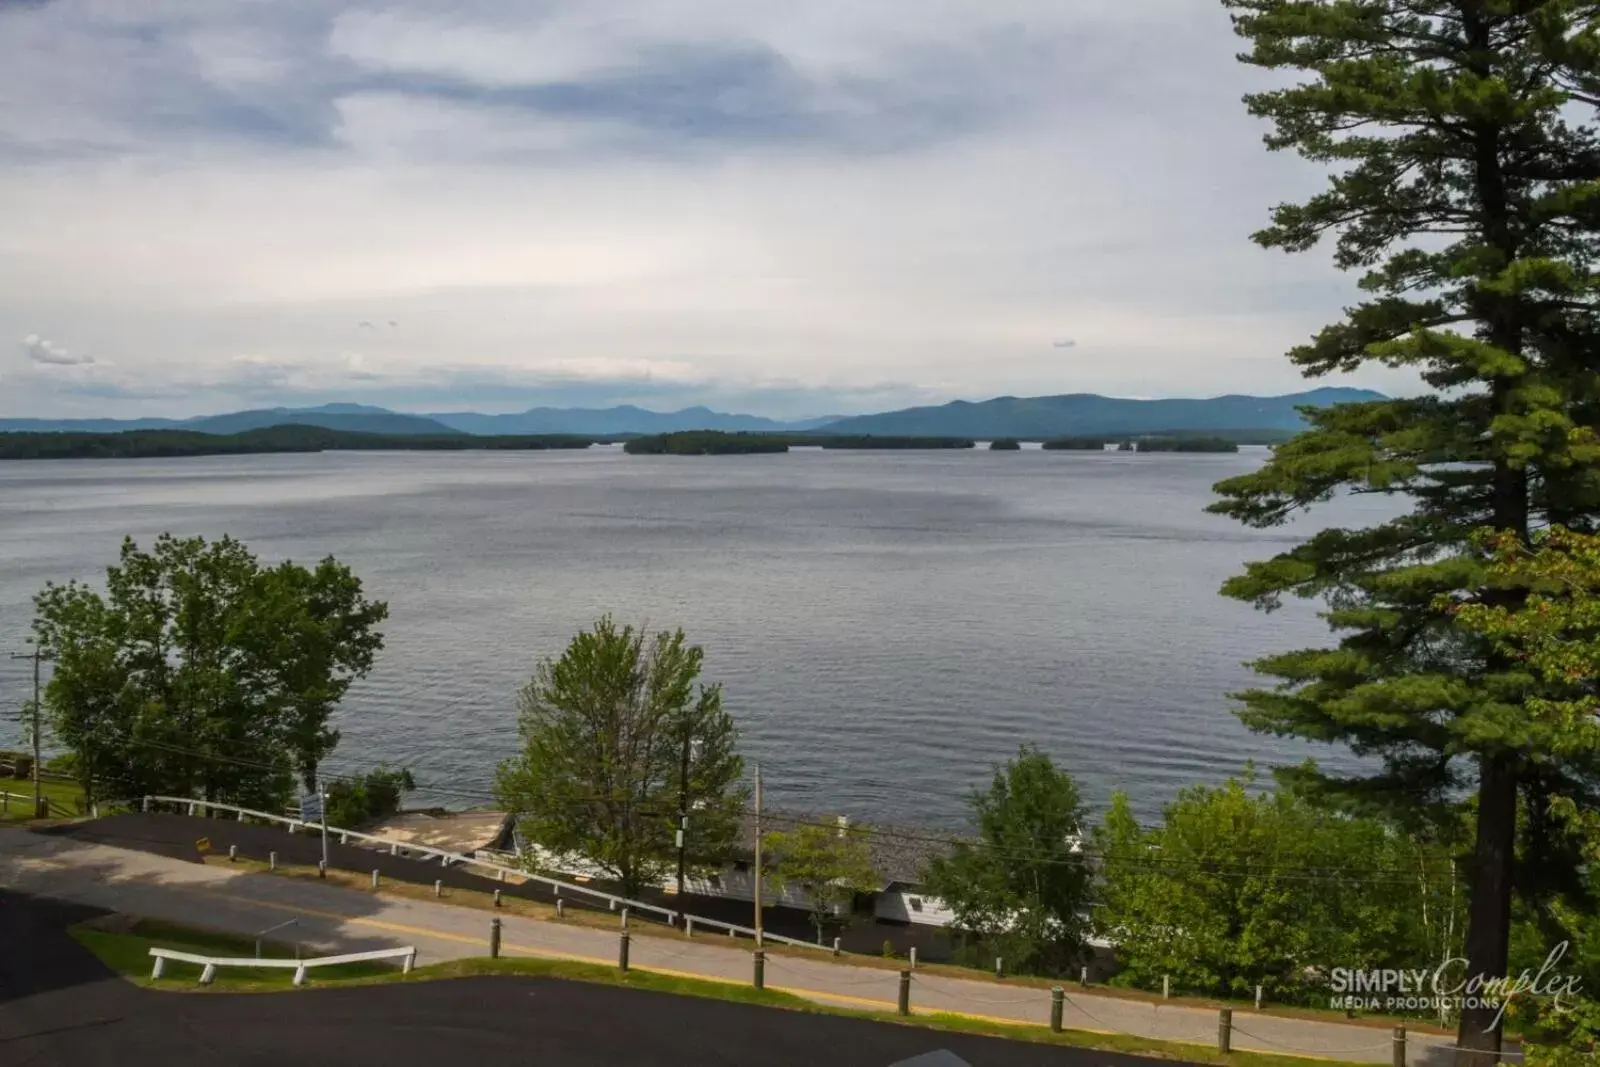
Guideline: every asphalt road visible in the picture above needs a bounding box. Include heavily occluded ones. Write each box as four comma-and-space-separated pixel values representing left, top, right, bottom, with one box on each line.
0, 888, 1170, 1067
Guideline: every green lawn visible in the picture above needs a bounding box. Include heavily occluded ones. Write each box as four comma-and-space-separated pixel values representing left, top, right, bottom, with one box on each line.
0, 775, 86, 820
70, 919, 402, 989
72, 920, 1373, 1066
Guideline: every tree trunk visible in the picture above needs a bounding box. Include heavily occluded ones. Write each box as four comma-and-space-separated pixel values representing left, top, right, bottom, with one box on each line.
1454, 756, 1518, 1066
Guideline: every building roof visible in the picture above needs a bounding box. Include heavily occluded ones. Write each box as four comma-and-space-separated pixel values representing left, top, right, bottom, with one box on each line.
740, 810, 969, 888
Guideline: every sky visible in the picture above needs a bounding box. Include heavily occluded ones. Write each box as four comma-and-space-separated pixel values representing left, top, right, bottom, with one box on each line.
0, 0, 1421, 419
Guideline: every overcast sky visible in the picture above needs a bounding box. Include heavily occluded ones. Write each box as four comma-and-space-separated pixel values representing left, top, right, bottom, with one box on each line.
0, 0, 1420, 418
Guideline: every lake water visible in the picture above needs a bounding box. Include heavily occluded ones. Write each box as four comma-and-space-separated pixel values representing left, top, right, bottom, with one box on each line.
0, 447, 1391, 827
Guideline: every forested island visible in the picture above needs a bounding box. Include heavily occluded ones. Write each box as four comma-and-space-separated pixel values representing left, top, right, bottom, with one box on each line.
0, 425, 602, 460
623, 431, 788, 455
1041, 437, 1108, 450
988, 438, 1021, 450
1133, 437, 1239, 453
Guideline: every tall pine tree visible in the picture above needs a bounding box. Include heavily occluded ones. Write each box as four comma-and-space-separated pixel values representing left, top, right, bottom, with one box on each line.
1213, 3, 1600, 1062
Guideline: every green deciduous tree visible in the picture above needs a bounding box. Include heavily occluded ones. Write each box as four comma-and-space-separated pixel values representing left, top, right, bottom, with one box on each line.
1214, 3, 1600, 1060
1095, 770, 1466, 1006
495, 617, 746, 897
763, 822, 879, 944
32, 534, 387, 810
325, 765, 417, 828
919, 746, 1094, 976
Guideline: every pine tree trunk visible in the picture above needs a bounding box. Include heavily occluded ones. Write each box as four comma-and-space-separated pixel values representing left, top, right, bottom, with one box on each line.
1454, 756, 1517, 1066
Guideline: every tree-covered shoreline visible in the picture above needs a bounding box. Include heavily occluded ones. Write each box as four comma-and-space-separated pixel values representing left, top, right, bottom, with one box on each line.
0, 425, 604, 460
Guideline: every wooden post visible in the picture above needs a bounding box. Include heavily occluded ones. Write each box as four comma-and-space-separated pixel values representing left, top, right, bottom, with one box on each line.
228, 844, 237, 862
753, 950, 765, 990
1051, 987, 1064, 1032
556, 898, 565, 919
832, 937, 841, 957
1392, 1025, 1406, 1067
909, 946, 917, 968
489, 918, 502, 959
269, 851, 277, 871
493, 889, 502, 908
151, 955, 166, 980
685, 916, 694, 938
1218, 1009, 1232, 1054
898, 970, 911, 1016
621, 907, 629, 930
433, 879, 442, 898
1080, 965, 1089, 987
1255, 984, 1263, 1010
1163, 975, 1171, 999
618, 932, 631, 973
317, 860, 326, 879
371, 869, 379, 889
995, 957, 1004, 978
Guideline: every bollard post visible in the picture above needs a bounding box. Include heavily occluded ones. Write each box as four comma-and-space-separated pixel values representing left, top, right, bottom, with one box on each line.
269, 851, 277, 871
318, 859, 326, 879
1080, 965, 1089, 987
1051, 987, 1064, 1032
1163, 975, 1171, 999
490, 917, 502, 959
493, 889, 502, 908
909, 946, 917, 969
1255, 984, 1263, 1010
685, 916, 694, 938
898, 970, 911, 1016
371, 869, 380, 889
1392, 1025, 1406, 1067
995, 957, 1004, 978
618, 931, 631, 973
434, 879, 442, 898
753, 950, 765, 990
229, 844, 238, 862
1218, 1008, 1232, 1054
556, 898, 565, 919
832, 937, 841, 957
621, 907, 629, 930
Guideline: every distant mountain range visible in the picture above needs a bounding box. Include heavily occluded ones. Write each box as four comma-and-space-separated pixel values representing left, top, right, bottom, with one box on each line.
815, 387, 1385, 438
0, 388, 1386, 439
425, 405, 840, 435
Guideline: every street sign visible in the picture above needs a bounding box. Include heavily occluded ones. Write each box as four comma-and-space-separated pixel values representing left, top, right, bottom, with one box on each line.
299, 793, 323, 823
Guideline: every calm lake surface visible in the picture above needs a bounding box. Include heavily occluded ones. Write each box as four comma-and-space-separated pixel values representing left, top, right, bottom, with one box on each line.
0, 447, 1390, 826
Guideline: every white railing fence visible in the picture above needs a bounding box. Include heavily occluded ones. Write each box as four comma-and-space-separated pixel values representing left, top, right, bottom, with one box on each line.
148, 945, 416, 986
140, 795, 825, 952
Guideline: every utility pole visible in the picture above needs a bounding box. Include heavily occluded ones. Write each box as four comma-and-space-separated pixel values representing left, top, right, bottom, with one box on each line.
10, 644, 42, 818
676, 724, 691, 898
753, 761, 763, 948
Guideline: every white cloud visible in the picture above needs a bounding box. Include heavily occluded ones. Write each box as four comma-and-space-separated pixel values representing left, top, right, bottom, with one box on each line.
0, 0, 1416, 418
21, 333, 93, 366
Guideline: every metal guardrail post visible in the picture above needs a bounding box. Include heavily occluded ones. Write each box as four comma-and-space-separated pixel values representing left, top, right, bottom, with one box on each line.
269, 851, 277, 871
371, 869, 379, 889
1217, 1008, 1232, 1054
898, 970, 910, 1016
1051, 987, 1064, 1032
753, 950, 764, 990
556, 899, 565, 919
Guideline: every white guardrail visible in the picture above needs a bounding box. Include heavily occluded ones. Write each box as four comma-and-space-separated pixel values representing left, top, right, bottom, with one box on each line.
149, 945, 416, 986
140, 795, 820, 951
